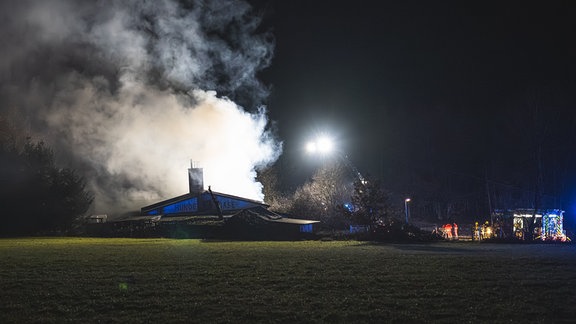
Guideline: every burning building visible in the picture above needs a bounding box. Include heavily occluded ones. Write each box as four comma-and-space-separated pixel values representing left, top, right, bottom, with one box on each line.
141, 162, 268, 218
95, 162, 319, 239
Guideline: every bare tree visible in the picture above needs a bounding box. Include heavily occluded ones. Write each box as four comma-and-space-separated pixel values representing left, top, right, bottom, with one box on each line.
289, 160, 353, 229
256, 165, 291, 213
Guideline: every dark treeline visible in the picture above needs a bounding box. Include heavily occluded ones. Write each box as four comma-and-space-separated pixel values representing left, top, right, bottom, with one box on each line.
0, 119, 93, 236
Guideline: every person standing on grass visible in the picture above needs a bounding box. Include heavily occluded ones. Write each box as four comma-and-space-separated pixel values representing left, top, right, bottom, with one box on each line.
444, 223, 453, 240
475, 222, 482, 240
453, 223, 459, 240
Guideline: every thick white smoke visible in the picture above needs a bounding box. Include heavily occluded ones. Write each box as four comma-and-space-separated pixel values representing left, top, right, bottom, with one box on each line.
0, 0, 281, 213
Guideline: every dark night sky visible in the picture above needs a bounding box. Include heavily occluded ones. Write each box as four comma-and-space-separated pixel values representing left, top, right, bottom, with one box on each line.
249, 1, 576, 201
1, 0, 574, 222
2, 0, 573, 217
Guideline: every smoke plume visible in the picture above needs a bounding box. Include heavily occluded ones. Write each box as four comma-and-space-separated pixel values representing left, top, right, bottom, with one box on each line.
0, 0, 281, 213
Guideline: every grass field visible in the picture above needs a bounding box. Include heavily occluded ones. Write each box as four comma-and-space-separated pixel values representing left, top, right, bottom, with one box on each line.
1, 238, 575, 323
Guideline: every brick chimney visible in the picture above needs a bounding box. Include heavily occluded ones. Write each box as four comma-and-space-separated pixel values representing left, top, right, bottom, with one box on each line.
188, 161, 204, 194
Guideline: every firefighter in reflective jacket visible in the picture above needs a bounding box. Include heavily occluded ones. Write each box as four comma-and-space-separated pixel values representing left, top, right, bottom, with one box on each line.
453, 223, 459, 240
444, 223, 453, 239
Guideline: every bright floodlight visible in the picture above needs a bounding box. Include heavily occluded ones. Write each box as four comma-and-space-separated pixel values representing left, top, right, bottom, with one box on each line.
306, 136, 334, 154
316, 137, 333, 153
306, 141, 317, 153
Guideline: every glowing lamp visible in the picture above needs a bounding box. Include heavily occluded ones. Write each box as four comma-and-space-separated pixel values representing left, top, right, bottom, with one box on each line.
316, 137, 333, 153
306, 136, 334, 154
404, 198, 411, 223
306, 141, 317, 153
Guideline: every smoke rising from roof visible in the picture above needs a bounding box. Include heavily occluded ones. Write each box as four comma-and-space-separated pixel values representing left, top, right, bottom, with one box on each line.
0, 0, 281, 212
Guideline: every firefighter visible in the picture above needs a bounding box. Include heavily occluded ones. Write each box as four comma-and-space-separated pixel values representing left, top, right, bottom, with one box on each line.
474, 221, 481, 240
453, 222, 459, 240
483, 221, 491, 239
444, 223, 453, 240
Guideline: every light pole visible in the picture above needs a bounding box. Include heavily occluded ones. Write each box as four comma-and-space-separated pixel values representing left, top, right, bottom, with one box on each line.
404, 198, 411, 224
